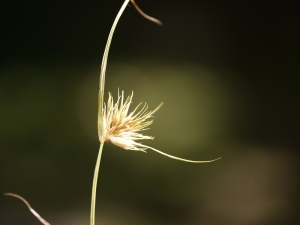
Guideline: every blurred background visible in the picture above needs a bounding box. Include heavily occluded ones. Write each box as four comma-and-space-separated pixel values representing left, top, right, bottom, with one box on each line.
0, 0, 299, 224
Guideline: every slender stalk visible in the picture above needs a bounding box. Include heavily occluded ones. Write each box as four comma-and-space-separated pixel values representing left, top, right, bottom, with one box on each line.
92, 1, 162, 225
98, 0, 131, 143
90, 143, 104, 225
93, 1, 130, 225
4, 193, 50, 225
130, 0, 162, 25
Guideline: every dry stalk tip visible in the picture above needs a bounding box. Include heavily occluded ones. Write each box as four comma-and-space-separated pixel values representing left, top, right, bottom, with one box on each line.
130, 0, 162, 25
4, 193, 51, 225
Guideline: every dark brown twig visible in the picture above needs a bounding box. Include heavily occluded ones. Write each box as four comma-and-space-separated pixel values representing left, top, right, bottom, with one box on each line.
130, 0, 162, 25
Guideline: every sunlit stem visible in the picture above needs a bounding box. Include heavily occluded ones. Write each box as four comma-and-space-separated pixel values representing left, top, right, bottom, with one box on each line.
95, 1, 131, 224
135, 143, 221, 163
90, 143, 104, 225
98, 0, 131, 143
94, 1, 162, 224
148, 146, 221, 163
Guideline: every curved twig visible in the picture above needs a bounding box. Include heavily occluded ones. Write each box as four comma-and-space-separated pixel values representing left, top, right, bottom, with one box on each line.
4, 193, 51, 225
130, 0, 162, 25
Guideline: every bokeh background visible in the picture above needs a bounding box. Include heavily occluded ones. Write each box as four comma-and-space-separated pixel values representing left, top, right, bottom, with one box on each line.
1, 0, 299, 224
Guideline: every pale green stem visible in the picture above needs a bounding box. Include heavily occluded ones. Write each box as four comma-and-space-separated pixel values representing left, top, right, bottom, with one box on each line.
98, 0, 130, 142
93, 1, 130, 224
90, 143, 104, 225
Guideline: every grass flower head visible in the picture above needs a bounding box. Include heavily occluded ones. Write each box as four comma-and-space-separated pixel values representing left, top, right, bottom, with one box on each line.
100, 91, 163, 152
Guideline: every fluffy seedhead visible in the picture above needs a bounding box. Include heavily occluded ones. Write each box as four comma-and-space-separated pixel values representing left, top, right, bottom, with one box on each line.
99, 91, 163, 151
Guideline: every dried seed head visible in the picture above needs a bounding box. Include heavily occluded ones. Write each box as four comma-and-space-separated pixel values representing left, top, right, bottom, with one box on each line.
98, 91, 220, 163
99, 91, 163, 152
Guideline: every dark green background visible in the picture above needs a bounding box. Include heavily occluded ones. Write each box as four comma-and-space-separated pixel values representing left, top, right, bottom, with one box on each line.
1, 1, 299, 224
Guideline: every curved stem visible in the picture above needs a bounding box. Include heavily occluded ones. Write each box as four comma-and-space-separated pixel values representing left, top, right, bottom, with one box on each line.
98, 0, 131, 142
135, 142, 220, 163
4, 193, 50, 225
148, 146, 221, 163
95, 1, 131, 224
130, 0, 162, 25
90, 143, 104, 225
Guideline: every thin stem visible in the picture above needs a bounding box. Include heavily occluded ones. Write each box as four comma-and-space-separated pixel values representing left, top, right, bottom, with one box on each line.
130, 0, 162, 26
148, 146, 221, 163
135, 143, 221, 163
98, 0, 131, 143
94, 1, 130, 224
4, 193, 51, 225
90, 143, 104, 225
